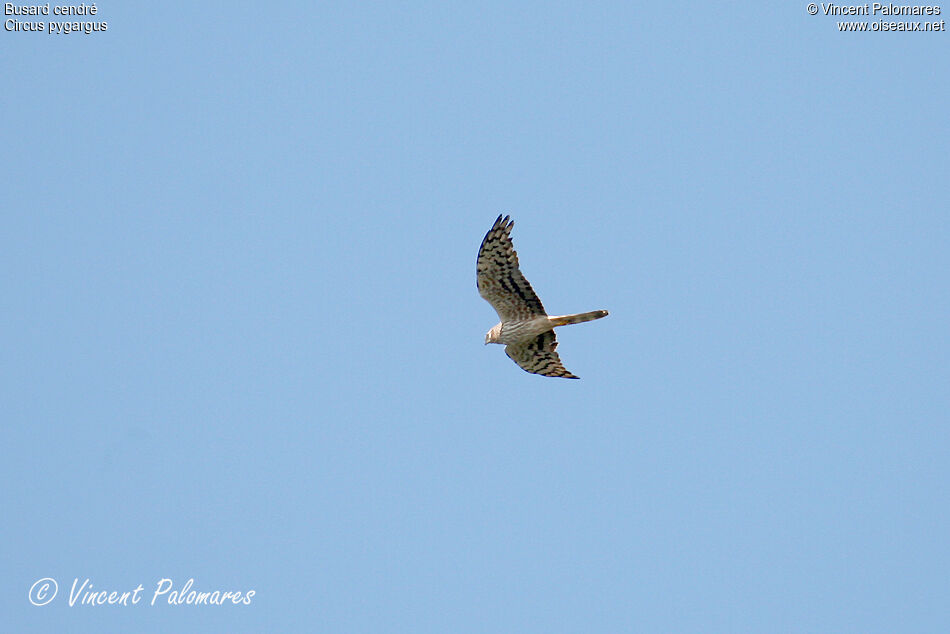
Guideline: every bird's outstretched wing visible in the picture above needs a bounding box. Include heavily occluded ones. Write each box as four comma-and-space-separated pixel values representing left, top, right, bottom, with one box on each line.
476, 215, 547, 321
505, 331, 579, 379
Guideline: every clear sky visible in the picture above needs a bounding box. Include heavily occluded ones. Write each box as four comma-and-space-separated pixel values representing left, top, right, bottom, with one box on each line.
3, 3, 948, 632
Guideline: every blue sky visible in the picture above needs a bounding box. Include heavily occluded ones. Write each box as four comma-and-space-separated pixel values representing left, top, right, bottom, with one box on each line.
3, 3, 948, 632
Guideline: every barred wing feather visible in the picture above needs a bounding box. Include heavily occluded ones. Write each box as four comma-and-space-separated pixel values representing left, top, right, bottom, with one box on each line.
476, 215, 547, 321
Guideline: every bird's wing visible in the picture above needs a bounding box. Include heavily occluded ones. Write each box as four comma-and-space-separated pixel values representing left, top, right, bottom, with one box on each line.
505, 331, 579, 379
476, 215, 547, 322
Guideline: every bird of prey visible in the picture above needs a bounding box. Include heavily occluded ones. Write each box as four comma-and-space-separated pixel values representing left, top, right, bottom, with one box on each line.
476, 215, 608, 379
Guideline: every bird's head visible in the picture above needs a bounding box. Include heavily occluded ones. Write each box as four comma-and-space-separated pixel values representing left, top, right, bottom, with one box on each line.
485, 324, 501, 345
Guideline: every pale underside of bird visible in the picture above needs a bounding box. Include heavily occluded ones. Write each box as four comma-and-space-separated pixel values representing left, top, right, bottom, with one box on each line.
476, 215, 608, 379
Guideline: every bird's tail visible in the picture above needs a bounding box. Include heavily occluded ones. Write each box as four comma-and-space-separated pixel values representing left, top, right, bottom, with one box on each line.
548, 310, 608, 327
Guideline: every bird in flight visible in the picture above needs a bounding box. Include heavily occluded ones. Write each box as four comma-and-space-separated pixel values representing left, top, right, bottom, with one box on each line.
476, 215, 608, 379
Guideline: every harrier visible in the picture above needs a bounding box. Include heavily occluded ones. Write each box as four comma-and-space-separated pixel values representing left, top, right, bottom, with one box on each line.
477, 215, 608, 379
